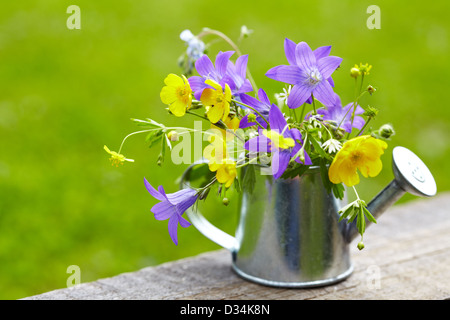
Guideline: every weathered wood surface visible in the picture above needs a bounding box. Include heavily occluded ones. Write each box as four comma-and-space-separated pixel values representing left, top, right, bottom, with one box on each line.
25, 192, 450, 300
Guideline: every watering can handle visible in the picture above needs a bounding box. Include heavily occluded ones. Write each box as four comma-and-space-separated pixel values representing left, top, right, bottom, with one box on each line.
180, 160, 239, 253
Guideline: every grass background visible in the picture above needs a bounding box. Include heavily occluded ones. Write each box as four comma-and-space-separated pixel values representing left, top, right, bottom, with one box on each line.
0, 0, 449, 299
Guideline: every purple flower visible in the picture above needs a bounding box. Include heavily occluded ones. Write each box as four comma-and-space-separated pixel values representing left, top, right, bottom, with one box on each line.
244, 104, 312, 179
266, 40, 342, 109
316, 93, 365, 133
188, 51, 253, 100
226, 55, 254, 100
238, 88, 272, 129
144, 178, 198, 245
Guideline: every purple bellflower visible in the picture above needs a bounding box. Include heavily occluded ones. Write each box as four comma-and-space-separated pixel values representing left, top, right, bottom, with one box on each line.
144, 178, 198, 245
244, 104, 312, 179
266, 40, 342, 109
238, 88, 273, 129
226, 55, 253, 100
316, 93, 365, 133
188, 51, 253, 100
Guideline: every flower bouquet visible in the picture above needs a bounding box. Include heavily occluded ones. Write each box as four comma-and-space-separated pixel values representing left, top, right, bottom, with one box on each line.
105, 27, 395, 251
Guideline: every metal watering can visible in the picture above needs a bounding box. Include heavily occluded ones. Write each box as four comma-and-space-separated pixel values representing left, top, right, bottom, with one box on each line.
181, 146, 436, 288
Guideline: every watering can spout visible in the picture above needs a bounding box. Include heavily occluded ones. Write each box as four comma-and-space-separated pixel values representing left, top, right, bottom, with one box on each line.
344, 146, 437, 243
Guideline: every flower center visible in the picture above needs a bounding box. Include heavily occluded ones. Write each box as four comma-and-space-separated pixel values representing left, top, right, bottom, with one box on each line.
350, 151, 363, 165
307, 68, 322, 85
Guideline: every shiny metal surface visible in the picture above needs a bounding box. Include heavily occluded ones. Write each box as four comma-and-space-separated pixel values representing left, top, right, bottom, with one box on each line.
232, 166, 353, 287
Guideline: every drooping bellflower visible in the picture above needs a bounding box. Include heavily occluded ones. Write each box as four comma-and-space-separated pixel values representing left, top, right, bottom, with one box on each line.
144, 178, 198, 245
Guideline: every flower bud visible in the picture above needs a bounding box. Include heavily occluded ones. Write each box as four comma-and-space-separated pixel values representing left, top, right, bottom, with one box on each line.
350, 66, 361, 78
357, 241, 365, 250
379, 124, 395, 139
367, 85, 376, 95
167, 130, 179, 141
222, 197, 230, 206
248, 113, 257, 123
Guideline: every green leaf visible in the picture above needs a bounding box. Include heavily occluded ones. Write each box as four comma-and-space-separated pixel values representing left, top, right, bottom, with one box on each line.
319, 158, 332, 193
308, 135, 330, 160
146, 130, 164, 148
363, 205, 377, 224
332, 183, 345, 200
357, 205, 366, 235
131, 118, 165, 128
338, 203, 355, 222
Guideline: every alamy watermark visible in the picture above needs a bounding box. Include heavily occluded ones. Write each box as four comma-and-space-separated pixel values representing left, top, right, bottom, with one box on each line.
67, 5, 81, 30
66, 265, 81, 287
367, 5, 381, 29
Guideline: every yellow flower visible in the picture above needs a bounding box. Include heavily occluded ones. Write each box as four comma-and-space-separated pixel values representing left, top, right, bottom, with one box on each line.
328, 135, 387, 187
104, 145, 134, 167
262, 129, 295, 150
209, 158, 237, 188
160, 74, 192, 117
203, 133, 228, 165
200, 79, 231, 123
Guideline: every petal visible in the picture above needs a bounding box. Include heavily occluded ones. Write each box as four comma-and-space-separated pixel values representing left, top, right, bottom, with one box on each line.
168, 215, 179, 245
195, 55, 215, 78
160, 86, 177, 104
151, 201, 175, 220
265, 65, 304, 84
215, 51, 234, 78
287, 84, 312, 109
272, 150, 290, 179
284, 38, 297, 65
269, 104, 288, 132
257, 88, 271, 106
295, 42, 317, 70
240, 94, 268, 112
164, 73, 184, 87
314, 45, 332, 60
200, 88, 217, 106
169, 99, 187, 117
206, 105, 223, 124
178, 214, 191, 228
234, 54, 248, 79
144, 178, 165, 201
312, 80, 336, 106
318, 56, 343, 79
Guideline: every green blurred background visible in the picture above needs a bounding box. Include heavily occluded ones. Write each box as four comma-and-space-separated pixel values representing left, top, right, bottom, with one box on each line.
0, 0, 449, 299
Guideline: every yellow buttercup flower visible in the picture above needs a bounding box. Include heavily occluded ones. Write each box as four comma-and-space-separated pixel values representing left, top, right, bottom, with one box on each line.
200, 79, 231, 123
104, 145, 134, 167
160, 74, 192, 117
328, 135, 387, 187
262, 129, 295, 150
208, 158, 237, 188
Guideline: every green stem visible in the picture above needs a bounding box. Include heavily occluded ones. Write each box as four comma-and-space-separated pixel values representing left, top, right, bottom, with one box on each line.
311, 94, 317, 114
299, 103, 306, 123
197, 28, 258, 91
356, 116, 372, 136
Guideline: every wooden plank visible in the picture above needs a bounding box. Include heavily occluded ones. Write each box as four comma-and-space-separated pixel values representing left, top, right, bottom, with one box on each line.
24, 192, 450, 300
